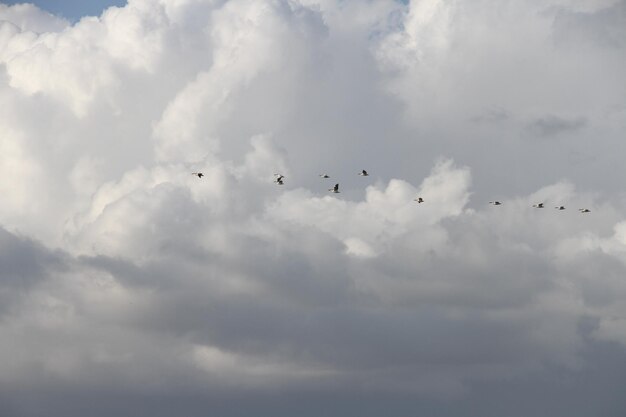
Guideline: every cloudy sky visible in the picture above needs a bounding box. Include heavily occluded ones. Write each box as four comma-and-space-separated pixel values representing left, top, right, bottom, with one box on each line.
1, 0, 626, 415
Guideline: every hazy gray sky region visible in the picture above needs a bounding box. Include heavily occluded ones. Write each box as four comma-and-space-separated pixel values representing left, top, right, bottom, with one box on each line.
1, 0, 626, 416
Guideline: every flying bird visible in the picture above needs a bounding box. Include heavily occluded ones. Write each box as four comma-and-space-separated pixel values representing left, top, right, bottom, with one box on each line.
274, 174, 284, 185
579, 208, 591, 213
414, 197, 424, 203
329, 183, 340, 193
555, 206, 566, 210
358, 170, 369, 176
319, 174, 330, 178
533, 203, 545, 208
489, 201, 502, 206
192, 172, 204, 178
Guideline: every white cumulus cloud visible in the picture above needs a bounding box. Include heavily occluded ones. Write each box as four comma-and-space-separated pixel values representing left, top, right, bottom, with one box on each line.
0, 0, 625, 416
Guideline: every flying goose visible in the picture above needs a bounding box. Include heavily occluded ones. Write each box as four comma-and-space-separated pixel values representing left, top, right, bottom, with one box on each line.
579, 208, 591, 213
489, 201, 502, 205
358, 170, 369, 176
533, 203, 545, 208
414, 197, 424, 203
328, 183, 340, 193
274, 174, 285, 185
192, 172, 204, 178
555, 206, 566, 210
319, 174, 330, 178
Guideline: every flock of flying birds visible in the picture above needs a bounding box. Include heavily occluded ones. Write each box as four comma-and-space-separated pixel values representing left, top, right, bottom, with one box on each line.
489, 200, 591, 213
191, 170, 591, 213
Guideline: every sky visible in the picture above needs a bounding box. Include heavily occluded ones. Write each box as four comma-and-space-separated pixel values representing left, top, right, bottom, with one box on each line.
1, 0, 127, 21
1, 0, 626, 416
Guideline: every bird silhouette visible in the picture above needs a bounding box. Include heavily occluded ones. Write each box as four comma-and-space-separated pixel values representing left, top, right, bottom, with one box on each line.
274, 174, 285, 185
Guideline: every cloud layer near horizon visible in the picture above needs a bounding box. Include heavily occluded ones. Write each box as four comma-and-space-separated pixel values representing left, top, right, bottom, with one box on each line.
1, 1, 626, 415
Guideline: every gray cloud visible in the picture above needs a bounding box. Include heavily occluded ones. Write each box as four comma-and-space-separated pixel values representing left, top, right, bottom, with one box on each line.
527, 115, 587, 137
470, 108, 511, 124
552, 0, 626, 48
0, 226, 67, 316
